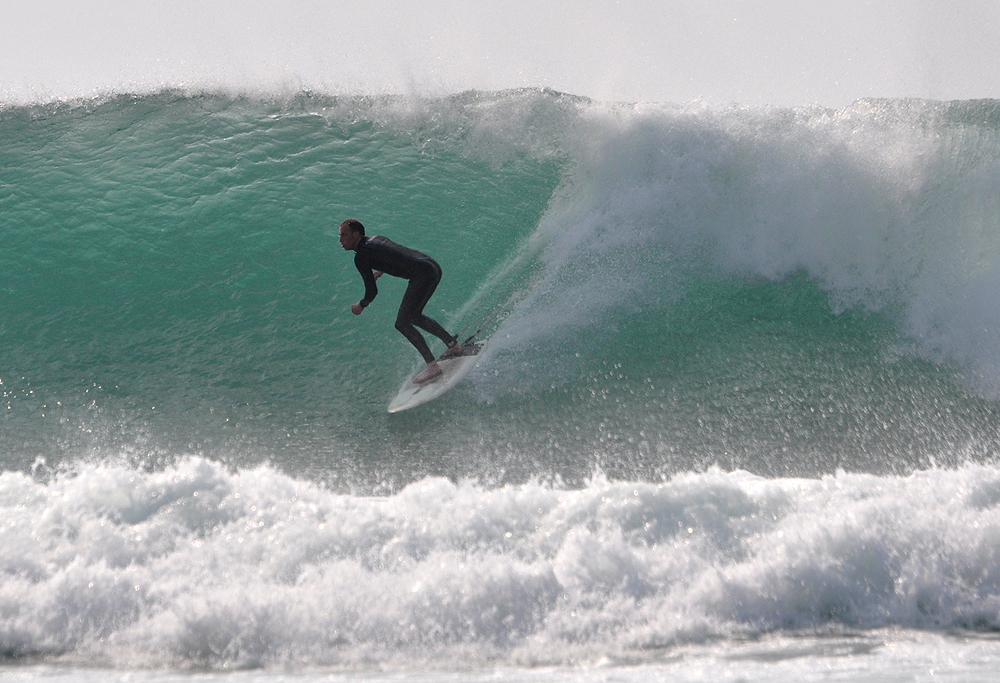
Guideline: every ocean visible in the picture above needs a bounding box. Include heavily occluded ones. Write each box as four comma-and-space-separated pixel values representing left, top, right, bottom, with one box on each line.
3, 89, 1000, 681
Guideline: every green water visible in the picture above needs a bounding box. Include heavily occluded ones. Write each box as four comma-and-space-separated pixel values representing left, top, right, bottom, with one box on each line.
3, 91, 1000, 489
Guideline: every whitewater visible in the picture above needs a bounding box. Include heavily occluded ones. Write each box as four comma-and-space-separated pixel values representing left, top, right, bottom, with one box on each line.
3, 90, 1000, 681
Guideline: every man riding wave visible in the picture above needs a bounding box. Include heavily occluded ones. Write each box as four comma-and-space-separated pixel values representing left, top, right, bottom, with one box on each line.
339, 218, 464, 384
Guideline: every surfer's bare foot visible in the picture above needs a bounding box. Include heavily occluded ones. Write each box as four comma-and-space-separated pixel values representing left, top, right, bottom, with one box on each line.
439, 343, 465, 360
413, 362, 443, 384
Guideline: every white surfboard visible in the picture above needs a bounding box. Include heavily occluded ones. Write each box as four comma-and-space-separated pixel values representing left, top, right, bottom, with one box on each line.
387, 342, 487, 413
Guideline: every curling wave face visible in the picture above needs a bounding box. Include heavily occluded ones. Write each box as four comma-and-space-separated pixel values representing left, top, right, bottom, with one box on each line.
3, 91, 1000, 483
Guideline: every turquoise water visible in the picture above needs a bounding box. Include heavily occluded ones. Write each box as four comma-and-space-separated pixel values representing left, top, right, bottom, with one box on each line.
2, 91, 566, 483
3, 91, 1000, 673
5, 92, 1000, 485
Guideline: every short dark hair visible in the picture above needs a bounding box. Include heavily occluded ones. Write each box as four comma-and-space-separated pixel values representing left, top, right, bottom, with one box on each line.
340, 218, 365, 237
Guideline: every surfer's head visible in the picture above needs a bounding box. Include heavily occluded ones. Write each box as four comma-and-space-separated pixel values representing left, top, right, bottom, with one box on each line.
339, 219, 365, 250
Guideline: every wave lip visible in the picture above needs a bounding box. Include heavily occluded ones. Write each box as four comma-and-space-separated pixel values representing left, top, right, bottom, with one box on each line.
2, 458, 1000, 668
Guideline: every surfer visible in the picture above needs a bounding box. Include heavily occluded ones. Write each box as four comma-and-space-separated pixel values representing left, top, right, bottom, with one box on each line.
339, 218, 464, 383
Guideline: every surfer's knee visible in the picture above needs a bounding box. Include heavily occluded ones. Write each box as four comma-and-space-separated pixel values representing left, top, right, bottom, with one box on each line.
394, 316, 413, 334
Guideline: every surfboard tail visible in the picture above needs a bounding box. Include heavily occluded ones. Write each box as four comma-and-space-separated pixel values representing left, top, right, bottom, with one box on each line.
389, 340, 489, 413
439, 342, 483, 360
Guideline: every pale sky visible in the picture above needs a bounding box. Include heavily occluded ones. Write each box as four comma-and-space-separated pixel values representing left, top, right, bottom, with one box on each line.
3, 0, 1000, 106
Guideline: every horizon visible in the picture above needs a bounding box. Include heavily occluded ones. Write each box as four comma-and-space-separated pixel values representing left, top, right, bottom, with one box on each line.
3, 0, 1000, 107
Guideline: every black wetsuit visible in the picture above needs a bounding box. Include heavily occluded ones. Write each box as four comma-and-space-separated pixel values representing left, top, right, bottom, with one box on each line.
354, 235, 456, 363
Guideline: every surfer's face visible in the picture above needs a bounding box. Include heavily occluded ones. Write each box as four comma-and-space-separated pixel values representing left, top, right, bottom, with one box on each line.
339, 225, 362, 250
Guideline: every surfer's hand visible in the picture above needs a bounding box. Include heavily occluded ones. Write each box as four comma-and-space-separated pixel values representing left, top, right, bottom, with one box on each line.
351, 303, 364, 315
373, 270, 383, 280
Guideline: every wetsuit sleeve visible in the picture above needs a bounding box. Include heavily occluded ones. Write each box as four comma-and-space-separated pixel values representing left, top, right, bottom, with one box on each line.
355, 253, 378, 307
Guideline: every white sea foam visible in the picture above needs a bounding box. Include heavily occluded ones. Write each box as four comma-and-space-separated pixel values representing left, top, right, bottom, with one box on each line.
491, 98, 1000, 395
3, 456, 1000, 669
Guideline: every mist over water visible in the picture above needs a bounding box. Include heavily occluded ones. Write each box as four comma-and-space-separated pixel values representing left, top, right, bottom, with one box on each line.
5, 1, 1000, 107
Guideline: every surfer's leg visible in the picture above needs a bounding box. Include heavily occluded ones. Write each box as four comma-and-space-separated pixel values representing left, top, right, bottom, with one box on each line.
395, 315, 436, 364
413, 313, 456, 347
408, 260, 460, 348
396, 275, 439, 364
397, 279, 446, 383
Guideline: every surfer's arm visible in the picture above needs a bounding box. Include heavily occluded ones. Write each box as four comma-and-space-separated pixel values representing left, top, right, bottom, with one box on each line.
354, 254, 380, 310
352, 271, 384, 315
